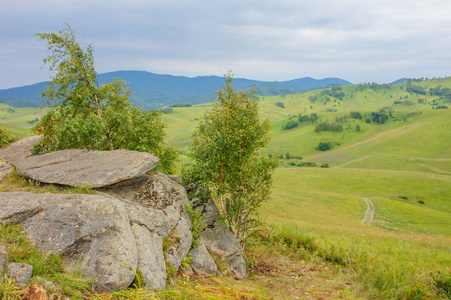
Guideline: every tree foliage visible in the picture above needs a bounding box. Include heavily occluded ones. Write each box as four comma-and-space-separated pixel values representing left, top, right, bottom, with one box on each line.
349, 111, 362, 119
275, 101, 285, 108
184, 73, 278, 248
0, 128, 17, 148
34, 25, 177, 173
298, 113, 317, 122
371, 111, 388, 124
406, 85, 426, 95
315, 121, 343, 132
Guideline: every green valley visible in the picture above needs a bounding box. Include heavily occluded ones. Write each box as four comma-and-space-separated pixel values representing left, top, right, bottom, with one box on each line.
159, 77, 451, 298
1, 77, 450, 299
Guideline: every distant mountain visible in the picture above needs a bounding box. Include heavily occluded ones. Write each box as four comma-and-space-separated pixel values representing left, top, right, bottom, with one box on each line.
0, 71, 352, 109
391, 78, 409, 84
0, 82, 49, 108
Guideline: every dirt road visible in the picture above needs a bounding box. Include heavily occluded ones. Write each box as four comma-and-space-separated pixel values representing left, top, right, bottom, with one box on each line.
362, 197, 375, 224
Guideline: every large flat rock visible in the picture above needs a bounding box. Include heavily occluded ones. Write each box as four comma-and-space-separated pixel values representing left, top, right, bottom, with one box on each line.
11, 149, 159, 188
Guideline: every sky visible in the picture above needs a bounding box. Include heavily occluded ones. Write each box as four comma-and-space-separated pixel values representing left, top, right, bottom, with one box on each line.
1, 0, 451, 89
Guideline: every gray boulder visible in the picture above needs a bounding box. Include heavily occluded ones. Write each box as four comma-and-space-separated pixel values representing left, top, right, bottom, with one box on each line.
0, 192, 137, 292
186, 184, 247, 278
12, 149, 159, 188
189, 244, 218, 275
199, 226, 247, 279
6, 262, 33, 286
131, 224, 166, 290
0, 135, 41, 163
102, 173, 193, 272
165, 215, 193, 271
0, 245, 7, 278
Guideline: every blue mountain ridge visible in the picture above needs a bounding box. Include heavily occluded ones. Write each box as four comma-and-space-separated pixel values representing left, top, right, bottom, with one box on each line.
0, 70, 353, 109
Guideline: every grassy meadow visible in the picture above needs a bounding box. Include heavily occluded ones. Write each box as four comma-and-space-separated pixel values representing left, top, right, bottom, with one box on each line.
0, 103, 48, 138
263, 168, 450, 297
168, 78, 451, 298
1, 78, 450, 299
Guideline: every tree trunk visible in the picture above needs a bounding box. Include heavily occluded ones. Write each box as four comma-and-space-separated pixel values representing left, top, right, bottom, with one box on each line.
92, 94, 114, 150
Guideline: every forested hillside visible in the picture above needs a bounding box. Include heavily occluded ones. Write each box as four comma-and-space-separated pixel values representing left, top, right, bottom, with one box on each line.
0, 71, 351, 109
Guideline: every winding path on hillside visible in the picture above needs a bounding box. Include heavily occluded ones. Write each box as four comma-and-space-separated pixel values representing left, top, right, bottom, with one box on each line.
312, 122, 421, 161
362, 197, 375, 224
335, 154, 451, 175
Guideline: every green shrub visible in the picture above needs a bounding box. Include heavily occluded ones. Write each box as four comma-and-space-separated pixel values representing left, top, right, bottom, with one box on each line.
349, 111, 363, 119
0, 128, 17, 148
165, 261, 176, 283
185, 204, 206, 249
282, 120, 298, 130
275, 101, 285, 108
161, 106, 173, 114
315, 142, 332, 151
371, 111, 388, 124
315, 121, 343, 132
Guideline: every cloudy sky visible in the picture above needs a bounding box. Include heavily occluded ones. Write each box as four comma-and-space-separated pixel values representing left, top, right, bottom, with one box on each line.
1, 0, 451, 89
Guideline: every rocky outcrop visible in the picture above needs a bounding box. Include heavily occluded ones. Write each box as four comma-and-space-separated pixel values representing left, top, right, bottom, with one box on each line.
100, 172, 194, 289
0, 137, 246, 292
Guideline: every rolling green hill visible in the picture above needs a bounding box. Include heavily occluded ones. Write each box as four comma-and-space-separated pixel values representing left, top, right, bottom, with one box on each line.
0, 103, 48, 138
1, 76, 450, 298
164, 77, 451, 173
161, 78, 450, 298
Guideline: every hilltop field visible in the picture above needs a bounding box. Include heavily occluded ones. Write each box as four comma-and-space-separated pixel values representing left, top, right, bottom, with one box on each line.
1, 78, 450, 299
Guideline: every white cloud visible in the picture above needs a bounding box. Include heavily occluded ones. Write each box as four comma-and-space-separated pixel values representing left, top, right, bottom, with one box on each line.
1, 0, 451, 88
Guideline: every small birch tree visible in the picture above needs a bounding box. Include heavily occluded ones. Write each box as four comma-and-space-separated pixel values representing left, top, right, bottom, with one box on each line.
185, 72, 278, 248
34, 25, 178, 173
